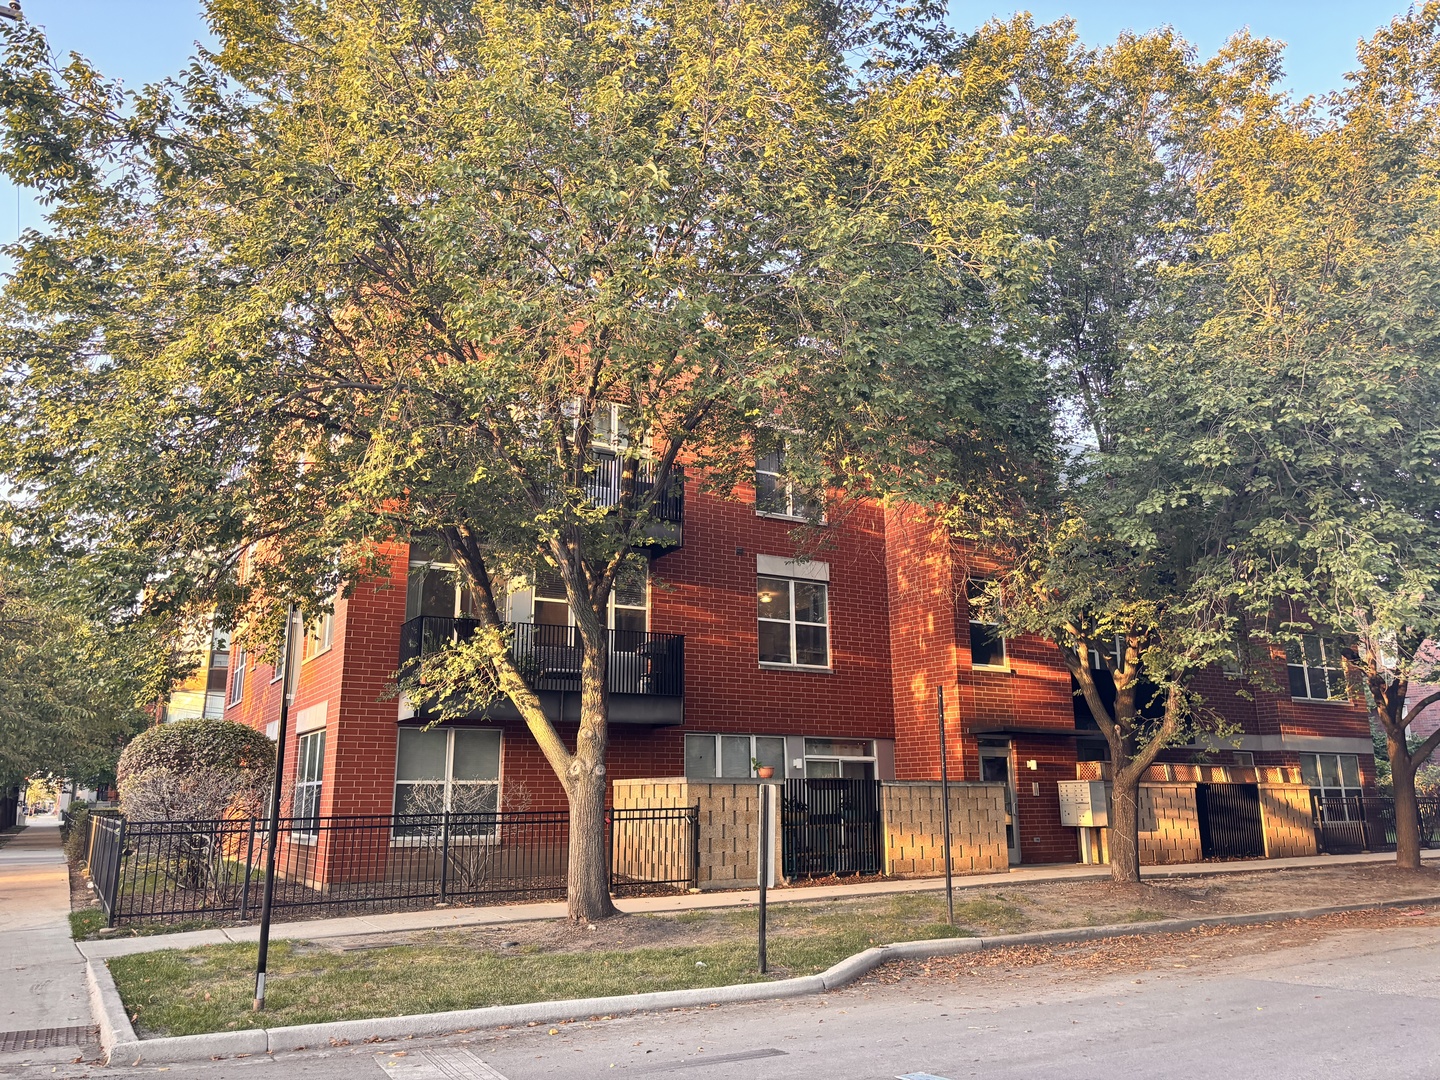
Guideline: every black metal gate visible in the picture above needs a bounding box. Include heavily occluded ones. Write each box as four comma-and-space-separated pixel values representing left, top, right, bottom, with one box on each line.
1196, 783, 1265, 859
781, 778, 882, 879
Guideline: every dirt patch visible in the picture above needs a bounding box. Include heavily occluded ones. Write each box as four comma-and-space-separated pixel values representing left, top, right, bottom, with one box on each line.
860, 904, 1440, 991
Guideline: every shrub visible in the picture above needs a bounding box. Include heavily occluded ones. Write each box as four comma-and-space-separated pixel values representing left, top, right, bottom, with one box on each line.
62, 803, 91, 866
117, 719, 274, 822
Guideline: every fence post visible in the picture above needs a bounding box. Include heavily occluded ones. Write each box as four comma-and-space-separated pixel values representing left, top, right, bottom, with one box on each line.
438, 812, 450, 904
607, 810, 616, 894
104, 818, 126, 928
691, 804, 700, 890
240, 818, 257, 921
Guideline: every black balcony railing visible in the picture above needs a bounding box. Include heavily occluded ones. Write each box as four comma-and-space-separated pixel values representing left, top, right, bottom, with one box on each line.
400, 617, 684, 697
585, 455, 684, 524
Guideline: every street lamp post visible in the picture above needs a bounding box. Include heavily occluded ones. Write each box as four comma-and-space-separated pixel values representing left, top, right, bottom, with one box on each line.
0, 3, 23, 23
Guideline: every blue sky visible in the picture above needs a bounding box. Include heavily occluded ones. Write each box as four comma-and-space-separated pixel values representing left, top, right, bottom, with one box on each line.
0, 0, 1414, 240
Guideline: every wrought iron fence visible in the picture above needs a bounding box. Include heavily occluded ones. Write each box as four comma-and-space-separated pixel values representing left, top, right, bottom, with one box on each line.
781, 778, 883, 879
88, 806, 698, 926
1312, 794, 1440, 854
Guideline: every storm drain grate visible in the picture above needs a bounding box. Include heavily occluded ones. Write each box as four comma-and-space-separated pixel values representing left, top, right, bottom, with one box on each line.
0, 1025, 100, 1053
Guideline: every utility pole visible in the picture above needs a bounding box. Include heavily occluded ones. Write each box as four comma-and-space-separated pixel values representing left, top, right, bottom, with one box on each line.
938, 686, 954, 926
253, 605, 299, 1011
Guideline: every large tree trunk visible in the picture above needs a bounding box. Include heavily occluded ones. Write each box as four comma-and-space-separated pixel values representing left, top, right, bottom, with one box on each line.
566, 630, 618, 923
1391, 747, 1422, 871
1109, 763, 1143, 884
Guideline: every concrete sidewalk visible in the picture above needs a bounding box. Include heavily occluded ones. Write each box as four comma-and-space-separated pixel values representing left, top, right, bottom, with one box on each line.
0, 819, 92, 1034
77, 845, 1440, 961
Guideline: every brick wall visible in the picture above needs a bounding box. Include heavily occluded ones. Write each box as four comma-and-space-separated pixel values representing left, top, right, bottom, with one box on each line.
880, 781, 1007, 876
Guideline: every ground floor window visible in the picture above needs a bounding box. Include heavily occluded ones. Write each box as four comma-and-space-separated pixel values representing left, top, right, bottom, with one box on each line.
685, 733, 786, 778
802, 738, 874, 779
1300, 752, 1361, 799
292, 730, 325, 839
394, 728, 501, 834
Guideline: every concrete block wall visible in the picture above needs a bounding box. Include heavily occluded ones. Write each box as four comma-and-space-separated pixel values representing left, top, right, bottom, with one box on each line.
1137, 782, 1203, 865
612, 778, 783, 890
1258, 784, 1318, 858
881, 781, 1007, 876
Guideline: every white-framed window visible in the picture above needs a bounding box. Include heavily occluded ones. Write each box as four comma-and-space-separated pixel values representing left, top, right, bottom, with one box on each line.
685, 734, 786, 778
757, 575, 830, 668
407, 546, 484, 622
590, 401, 630, 452
303, 611, 334, 660
292, 730, 326, 839
802, 737, 875, 779
967, 579, 1007, 670
754, 444, 823, 521
1300, 752, 1361, 799
531, 559, 647, 639
1233, 751, 1255, 769
394, 727, 502, 835
229, 647, 247, 706
1287, 635, 1347, 701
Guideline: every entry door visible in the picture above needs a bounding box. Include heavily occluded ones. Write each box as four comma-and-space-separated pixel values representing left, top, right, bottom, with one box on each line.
979, 748, 1021, 865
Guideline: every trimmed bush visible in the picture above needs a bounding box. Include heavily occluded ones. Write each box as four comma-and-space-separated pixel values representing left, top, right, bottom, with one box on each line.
117, 719, 275, 821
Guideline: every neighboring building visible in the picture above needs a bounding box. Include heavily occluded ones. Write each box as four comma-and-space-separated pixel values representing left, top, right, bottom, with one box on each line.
158, 618, 232, 723
224, 463, 1377, 868
1405, 641, 1440, 741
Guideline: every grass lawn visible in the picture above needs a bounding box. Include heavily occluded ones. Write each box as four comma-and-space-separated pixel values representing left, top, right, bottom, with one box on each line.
70, 909, 108, 939
109, 893, 1016, 1037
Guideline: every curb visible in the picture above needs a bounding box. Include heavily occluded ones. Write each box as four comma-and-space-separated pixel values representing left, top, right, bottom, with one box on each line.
91, 893, 1440, 1065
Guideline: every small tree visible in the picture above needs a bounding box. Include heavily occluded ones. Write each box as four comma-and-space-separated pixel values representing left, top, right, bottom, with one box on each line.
117, 718, 274, 822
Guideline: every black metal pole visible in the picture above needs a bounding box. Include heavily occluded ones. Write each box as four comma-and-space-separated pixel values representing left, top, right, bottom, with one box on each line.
254, 605, 299, 1011
938, 686, 955, 927
758, 781, 769, 974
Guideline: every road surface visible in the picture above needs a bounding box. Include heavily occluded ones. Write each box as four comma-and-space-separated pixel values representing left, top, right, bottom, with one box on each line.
5, 914, 1437, 1079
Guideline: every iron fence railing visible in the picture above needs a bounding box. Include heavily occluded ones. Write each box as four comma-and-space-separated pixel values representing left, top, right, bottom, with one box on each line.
584, 455, 685, 524
1312, 794, 1440, 854
399, 617, 684, 698
781, 778, 883, 879
87, 806, 698, 926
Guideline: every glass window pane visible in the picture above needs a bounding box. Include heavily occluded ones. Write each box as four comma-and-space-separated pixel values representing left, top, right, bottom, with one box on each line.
1325, 667, 1346, 699
614, 560, 648, 608
612, 607, 646, 635
757, 577, 791, 620
418, 568, 458, 619
720, 736, 752, 778
1299, 754, 1320, 787
1307, 668, 1329, 699
1288, 665, 1310, 698
685, 735, 717, 778
758, 621, 792, 664
754, 473, 786, 514
841, 760, 875, 780
755, 737, 786, 773
971, 622, 1006, 668
795, 624, 828, 667
395, 781, 444, 818
1340, 755, 1361, 788
805, 759, 840, 778
534, 598, 570, 626
1284, 639, 1303, 664
452, 730, 501, 781
1320, 754, 1343, 788
448, 783, 499, 816
396, 728, 447, 782
804, 739, 872, 758
1302, 635, 1323, 666
794, 582, 827, 624
534, 566, 566, 601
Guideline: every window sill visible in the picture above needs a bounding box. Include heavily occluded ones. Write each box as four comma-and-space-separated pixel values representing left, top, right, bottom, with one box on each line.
754, 510, 827, 525
302, 646, 333, 664
971, 664, 1011, 674
1290, 696, 1353, 707
759, 662, 834, 674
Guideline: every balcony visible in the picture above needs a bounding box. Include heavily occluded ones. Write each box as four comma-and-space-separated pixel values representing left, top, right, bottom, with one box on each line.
398, 616, 684, 726
585, 456, 684, 551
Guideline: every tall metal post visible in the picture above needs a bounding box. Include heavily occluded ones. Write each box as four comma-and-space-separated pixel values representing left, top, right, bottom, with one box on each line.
254, 606, 299, 1011
757, 781, 769, 973
938, 686, 955, 927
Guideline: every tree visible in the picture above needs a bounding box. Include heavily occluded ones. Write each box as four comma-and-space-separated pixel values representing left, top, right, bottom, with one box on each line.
116, 717, 275, 821
0, 542, 155, 793
910, 18, 1279, 883
0, 0, 1016, 920
1156, 5, 1440, 870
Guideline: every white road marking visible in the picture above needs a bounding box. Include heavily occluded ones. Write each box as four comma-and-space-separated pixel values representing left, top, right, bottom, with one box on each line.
374, 1048, 511, 1080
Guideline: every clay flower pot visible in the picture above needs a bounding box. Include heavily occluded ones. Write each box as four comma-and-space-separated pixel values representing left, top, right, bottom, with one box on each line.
756, 766, 775, 779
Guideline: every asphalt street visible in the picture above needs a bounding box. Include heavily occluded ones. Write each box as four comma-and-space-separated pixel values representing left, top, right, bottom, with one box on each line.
6, 920, 1438, 1080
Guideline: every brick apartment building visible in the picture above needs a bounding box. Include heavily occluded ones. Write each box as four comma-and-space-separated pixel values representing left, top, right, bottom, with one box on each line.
223, 465, 1378, 868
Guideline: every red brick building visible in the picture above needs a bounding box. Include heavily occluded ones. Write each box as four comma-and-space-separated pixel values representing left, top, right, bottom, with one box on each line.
224, 469, 1378, 867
